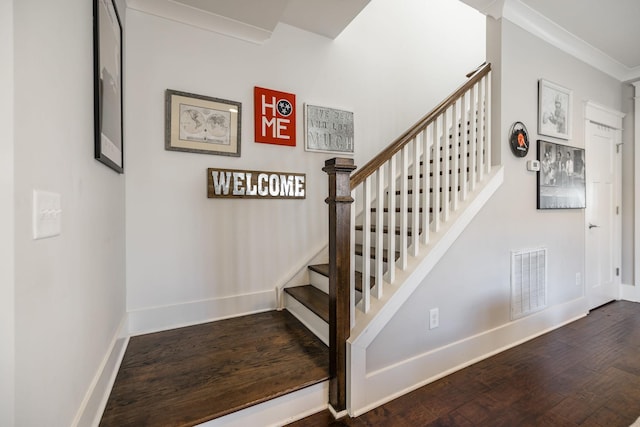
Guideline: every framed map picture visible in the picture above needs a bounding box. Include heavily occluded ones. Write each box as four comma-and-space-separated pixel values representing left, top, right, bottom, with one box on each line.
165, 89, 241, 157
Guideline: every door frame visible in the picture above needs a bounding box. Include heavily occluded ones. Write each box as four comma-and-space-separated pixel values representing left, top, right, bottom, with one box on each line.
584, 101, 624, 308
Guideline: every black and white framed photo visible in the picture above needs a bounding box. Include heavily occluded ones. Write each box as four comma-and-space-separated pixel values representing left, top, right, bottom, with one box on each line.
538, 79, 572, 140
93, 0, 124, 173
537, 140, 585, 209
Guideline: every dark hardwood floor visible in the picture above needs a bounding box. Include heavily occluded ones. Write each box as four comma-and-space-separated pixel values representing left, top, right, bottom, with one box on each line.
289, 301, 640, 427
99, 310, 329, 426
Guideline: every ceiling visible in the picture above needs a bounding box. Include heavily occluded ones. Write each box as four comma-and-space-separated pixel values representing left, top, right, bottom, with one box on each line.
127, 0, 639, 81
462, 0, 640, 81
126, 0, 370, 42
520, 0, 640, 70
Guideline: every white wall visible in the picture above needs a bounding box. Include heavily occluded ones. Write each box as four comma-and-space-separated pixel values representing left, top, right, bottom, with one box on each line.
366, 16, 622, 384
13, 0, 127, 425
0, 1, 15, 425
125, 0, 486, 332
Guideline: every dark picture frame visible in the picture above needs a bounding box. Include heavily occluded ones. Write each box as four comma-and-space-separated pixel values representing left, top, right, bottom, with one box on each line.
93, 0, 124, 173
537, 140, 585, 209
165, 89, 241, 157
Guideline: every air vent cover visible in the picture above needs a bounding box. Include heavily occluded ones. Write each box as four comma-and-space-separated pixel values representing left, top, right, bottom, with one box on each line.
511, 248, 547, 320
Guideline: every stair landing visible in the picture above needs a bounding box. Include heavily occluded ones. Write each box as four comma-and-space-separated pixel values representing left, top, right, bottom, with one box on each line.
100, 310, 329, 426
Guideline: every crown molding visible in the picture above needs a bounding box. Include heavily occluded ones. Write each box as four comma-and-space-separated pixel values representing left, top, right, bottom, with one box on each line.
460, 0, 640, 83
126, 0, 273, 44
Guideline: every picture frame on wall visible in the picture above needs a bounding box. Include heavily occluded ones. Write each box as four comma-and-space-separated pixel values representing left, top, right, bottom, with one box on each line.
165, 89, 241, 157
304, 104, 354, 155
93, 0, 124, 173
538, 79, 572, 140
537, 140, 585, 209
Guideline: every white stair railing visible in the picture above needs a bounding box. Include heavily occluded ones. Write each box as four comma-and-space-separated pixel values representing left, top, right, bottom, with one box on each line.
349, 64, 492, 321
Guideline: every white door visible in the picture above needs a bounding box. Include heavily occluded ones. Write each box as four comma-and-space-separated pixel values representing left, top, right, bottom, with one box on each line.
585, 121, 621, 309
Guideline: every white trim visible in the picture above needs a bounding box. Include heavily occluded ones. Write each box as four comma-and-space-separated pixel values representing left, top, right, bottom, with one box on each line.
584, 101, 625, 130
634, 82, 640, 288
196, 381, 328, 427
125, 0, 273, 44
348, 167, 504, 348
0, 1, 14, 425
71, 314, 130, 427
128, 290, 275, 336
348, 297, 587, 416
621, 284, 640, 303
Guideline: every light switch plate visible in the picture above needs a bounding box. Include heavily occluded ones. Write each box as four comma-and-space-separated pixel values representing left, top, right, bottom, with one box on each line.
33, 190, 62, 240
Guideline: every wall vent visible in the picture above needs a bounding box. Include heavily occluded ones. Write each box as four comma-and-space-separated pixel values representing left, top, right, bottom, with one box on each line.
511, 248, 547, 320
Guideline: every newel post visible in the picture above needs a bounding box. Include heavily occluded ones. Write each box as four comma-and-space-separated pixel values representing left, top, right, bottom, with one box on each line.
323, 157, 356, 414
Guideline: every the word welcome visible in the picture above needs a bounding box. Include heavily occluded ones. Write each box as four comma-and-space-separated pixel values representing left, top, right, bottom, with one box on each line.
207, 168, 306, 199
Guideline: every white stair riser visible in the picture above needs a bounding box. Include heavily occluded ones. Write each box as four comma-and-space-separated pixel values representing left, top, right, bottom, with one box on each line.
283, 294, 328, 346
355, 229, 417, 251
308, 270, 329, 294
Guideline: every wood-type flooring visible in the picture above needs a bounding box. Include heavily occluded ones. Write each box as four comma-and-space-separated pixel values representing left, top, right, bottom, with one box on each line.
289, 300, 640, 426
99, 310, 329, 426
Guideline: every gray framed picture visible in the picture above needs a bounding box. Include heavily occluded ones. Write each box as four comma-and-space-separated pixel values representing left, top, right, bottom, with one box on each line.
165, 89, 241, 157
537, 140, 585, 209
304, 104, 354, 155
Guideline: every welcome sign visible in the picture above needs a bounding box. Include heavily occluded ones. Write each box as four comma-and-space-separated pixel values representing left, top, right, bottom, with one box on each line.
207, 168, 306, 199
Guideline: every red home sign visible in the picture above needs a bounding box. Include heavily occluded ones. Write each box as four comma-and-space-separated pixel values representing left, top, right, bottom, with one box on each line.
254, 86, 296, 147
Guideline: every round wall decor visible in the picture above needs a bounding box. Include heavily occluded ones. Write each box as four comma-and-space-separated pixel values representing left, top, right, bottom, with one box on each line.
509, 121, 530, 157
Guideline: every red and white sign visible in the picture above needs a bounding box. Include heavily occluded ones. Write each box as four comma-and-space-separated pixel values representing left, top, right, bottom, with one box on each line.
254, 86, 296, 147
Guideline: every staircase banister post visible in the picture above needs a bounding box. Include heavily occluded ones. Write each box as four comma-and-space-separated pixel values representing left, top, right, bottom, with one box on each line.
323, 157, 356, 414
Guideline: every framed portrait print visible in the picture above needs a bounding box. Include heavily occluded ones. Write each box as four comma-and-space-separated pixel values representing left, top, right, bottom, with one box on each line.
538, 79, 572, 140
93, 0, 124, 173
165, 90, 241, 157
537, 140, 585, 209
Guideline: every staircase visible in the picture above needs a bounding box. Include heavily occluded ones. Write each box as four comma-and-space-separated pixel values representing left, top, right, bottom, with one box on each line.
281, 63, 503, 416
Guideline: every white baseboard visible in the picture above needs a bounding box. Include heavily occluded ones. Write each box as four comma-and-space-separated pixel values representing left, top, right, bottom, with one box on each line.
621, 283, 639, 302
349, 297, 588, 416
128, 290, 276, 336
196, 381, 328, 427
72, 314, 130, 427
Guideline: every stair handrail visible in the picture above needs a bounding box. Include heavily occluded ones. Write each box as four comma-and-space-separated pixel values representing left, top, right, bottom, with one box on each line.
350, 63, 491, 190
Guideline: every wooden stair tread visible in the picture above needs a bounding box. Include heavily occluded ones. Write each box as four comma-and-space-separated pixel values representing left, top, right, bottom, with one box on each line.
99, 311, 328, 427
355, 224, 422, 236
355, 244, 400, 262
285, 285, 329, 323
308, 263, 375, 292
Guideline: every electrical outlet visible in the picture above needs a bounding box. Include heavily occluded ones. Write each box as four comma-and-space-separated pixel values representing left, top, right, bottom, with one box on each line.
429, 308, 439, 330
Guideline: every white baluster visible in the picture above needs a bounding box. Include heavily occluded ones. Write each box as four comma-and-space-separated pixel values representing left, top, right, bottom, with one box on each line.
452, 99, 460, 212
374, 168, 384, 299
432, 116, 441, 233
411, 138, 420, 257
386, 155, 396, 284
362, 176, 372, 313
421, 127, 430, 245
469, 83, 477, 191
399, 145, 409, 270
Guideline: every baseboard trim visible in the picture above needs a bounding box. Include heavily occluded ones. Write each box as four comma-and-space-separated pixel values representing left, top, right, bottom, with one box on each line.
72, 314, 129, 427
128, 290, 276, 336
349, 297, 587, 416
621, 283, 639, 302
196, 381, 328, 427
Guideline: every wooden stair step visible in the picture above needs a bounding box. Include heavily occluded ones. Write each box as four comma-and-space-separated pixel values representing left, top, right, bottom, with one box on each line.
284, 285, 329, 323
308, 263, 375, 293
99, 311, 328, 427
355, 224, 422, 236
355, 244, 400, 263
